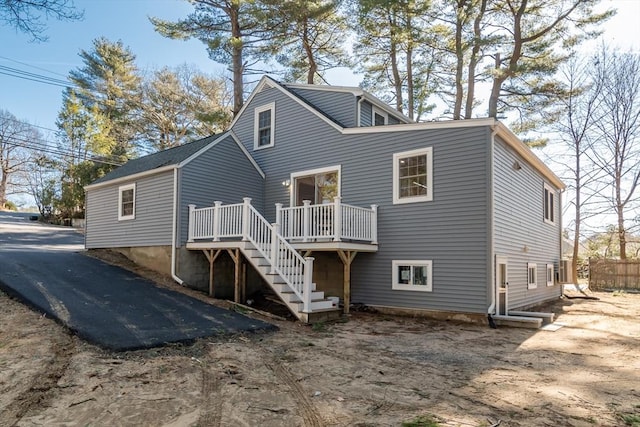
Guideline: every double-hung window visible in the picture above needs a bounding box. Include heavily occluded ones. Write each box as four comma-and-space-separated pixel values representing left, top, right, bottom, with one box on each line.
393, 147, 433, 204
392, 260, 433, 292
254, 102, 275, 149
118, 184, 135, 221
527, 263, 537, 289
544, 183, 555, 224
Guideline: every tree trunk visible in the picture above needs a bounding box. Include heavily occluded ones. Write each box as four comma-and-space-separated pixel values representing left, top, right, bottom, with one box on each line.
389, 12, 403, 114
464, 0, 486, 119
453, 2, 464, 120
230, 4, 244, 117
406, 12, 414, 119
572, 147, 581, 282
302, 18, 317, 84
0, 163, 8, 208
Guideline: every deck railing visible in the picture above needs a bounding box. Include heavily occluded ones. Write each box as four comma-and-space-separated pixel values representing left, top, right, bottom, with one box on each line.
188, 198, 314, 312
277, 197, 378, 244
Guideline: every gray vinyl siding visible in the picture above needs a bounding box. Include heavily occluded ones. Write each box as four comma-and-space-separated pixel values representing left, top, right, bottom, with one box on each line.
85, 172, 174, 248
231, 87, 491, 313
287, 87, 356, 127
493, 137, 562, 309
360, 102, 372, 126
360, 100, 405, 126
178, 135, 264, 245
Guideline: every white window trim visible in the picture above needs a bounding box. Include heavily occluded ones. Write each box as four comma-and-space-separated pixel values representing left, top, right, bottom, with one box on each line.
392, 260, 433, 292
289, 165, 341, 206
118, 183, 136, 221
393, 147, 433, 204
546, 264, 554, 287
254, 102, 275, 150
527, 263, 537, 289
544, 183, 555, 225
372, 106, 388, 126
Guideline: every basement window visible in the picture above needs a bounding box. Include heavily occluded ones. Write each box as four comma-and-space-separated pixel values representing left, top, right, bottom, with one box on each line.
546, 264, 554, 287
392, 260, 432, 292
527, 263, 537, 289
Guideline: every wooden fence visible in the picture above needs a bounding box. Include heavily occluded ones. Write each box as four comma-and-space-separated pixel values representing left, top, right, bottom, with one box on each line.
589, 258, 640, 291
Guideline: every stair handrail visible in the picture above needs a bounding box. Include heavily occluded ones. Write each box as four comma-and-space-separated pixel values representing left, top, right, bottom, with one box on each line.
242, 198, 314, 313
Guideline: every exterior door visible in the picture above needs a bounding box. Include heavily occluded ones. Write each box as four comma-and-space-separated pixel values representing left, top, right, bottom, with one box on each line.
496, 256, 509, 315
294, 170, 339, 206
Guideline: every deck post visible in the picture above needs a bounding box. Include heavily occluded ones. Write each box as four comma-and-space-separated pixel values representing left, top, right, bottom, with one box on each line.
270, 222, 280, 274
242, 198, 252, 241
337, 250, 357, 314
303, 200, 311, 242
188, 204, 196, 242
370, 204, 378, 244
303, 256, 315, 313
333, 196, 342, 242
275, 203, 283, 239
213, 201, 222, 242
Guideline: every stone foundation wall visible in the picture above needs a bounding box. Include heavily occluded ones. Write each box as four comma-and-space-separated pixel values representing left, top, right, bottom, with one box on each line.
370, 305, 489, 326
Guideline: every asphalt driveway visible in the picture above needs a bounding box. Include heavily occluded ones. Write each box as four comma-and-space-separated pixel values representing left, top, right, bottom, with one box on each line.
0, 211, 275, 351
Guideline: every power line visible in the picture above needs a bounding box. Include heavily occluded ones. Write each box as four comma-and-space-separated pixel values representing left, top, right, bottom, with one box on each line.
2, 135, 124, 166
0, 55, 71, 79
0, 64, 78, 89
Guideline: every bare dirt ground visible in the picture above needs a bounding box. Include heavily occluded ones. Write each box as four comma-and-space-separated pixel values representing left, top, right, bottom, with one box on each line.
1, 255, 639, 426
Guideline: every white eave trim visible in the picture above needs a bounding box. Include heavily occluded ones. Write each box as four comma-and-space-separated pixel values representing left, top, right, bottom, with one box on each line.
84, 164, 177, 190
492, 121, 565, 190
342, 117, 496, 134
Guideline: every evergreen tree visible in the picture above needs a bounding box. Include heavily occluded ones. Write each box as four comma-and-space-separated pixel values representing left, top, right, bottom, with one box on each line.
260, 0, 351, 84
67, 37, 141, 160
151, 0, 268, 117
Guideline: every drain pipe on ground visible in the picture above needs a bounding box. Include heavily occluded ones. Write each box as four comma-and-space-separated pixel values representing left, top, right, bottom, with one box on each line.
487, 125, 498, 328
170, 167, 184, 285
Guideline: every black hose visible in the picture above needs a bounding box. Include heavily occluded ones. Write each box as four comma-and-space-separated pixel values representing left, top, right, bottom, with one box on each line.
563, 294, 600, 300
487, 314, 497, 329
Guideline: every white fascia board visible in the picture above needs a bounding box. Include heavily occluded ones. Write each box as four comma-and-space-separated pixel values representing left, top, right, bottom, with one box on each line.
179, 130, 266, 179
231, 76, 344, 133
284, 82, 364, 96
84, 165, 177, 191
178, 132, 229, 168
361, 92, 414, 124
227, 76, 277, 129
342, 117, 496, 134
493, 121, 565, 190
230, 130, 266, 179
285, 82, 414, 124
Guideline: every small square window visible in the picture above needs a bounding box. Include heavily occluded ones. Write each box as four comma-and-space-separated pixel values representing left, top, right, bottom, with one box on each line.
254, 102, 275, 150
372, 106, 388, 126
393, 147, 433, 204
392, 260, 432, 292
544, 183, 555, 224
527, 263, 537, 289
546, 264, 554, 287
118, 184, 135, 221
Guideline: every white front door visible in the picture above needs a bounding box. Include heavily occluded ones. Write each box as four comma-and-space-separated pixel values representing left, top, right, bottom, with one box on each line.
496, 256, 509, 315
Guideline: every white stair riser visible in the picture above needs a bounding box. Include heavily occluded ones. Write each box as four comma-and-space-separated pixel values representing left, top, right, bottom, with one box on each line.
281, 291, 324, 303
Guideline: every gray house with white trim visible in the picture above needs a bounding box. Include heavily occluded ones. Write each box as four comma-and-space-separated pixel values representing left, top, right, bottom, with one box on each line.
85, 76, 565, 326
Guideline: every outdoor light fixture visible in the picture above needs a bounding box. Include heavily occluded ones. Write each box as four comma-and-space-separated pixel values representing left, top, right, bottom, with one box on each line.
282, 179, 291, 187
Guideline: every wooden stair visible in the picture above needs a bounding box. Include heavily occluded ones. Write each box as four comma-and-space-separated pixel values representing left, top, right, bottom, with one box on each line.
240, 242, 339, 323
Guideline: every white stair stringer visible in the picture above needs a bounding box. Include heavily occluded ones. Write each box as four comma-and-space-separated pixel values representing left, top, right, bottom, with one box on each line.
239, 242, 334, 321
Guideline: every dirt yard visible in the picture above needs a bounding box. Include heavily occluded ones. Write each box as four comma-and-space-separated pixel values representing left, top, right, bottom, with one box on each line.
1, 265, 639, 426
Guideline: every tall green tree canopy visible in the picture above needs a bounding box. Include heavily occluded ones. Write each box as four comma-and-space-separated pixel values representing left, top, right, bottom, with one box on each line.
67, 37, 142, 160
260, 0, 351, 84
151, 0, 268, 117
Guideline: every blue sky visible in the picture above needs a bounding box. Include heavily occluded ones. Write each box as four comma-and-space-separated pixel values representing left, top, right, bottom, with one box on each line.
1, 0, 639, 138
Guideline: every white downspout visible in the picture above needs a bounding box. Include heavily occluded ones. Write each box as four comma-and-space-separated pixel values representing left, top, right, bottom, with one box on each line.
488, 127, 497, 315
171, 167, 184, 285
356, 95, 365, 127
